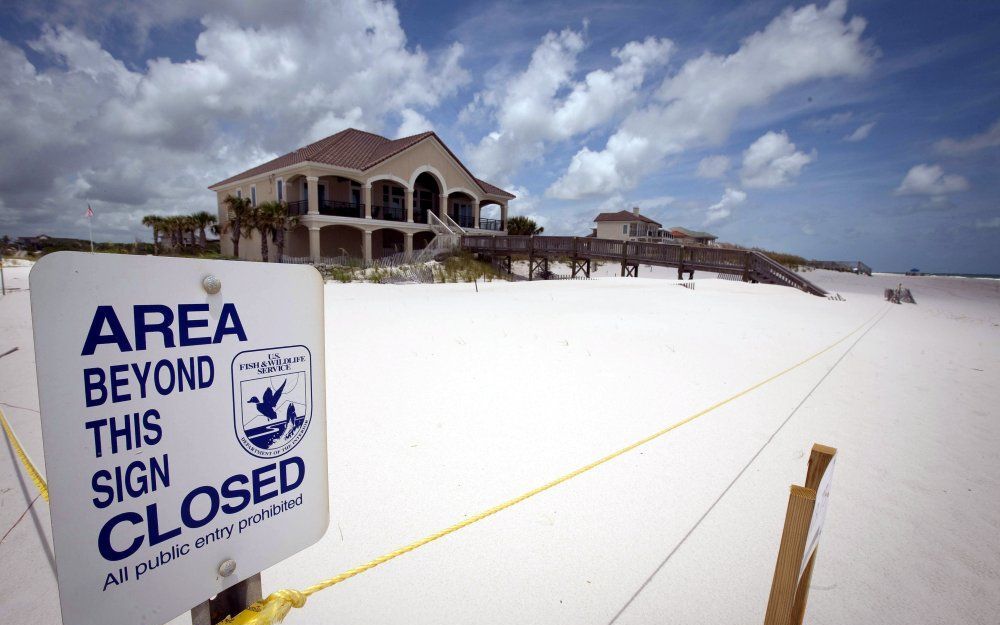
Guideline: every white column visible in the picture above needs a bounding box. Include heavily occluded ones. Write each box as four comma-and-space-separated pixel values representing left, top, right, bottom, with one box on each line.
362, 230, 372, 262
363, 184, 372, 219
500, 202, 508, 231
307, 176, 319, 215
404, 232, 413, 260
439, 194, 448, 221
309, 227, 321, 263
405, 189, 414, 223
474, 202, 481, 229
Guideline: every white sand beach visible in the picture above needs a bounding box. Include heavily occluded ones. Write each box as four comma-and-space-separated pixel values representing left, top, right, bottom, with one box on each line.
1, 265, 998, 624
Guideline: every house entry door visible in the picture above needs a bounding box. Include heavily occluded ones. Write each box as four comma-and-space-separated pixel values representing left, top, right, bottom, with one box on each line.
454, 202, 473, 228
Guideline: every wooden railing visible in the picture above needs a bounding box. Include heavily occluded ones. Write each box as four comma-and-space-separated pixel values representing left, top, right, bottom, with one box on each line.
370, 204, 406, 221
284, 199, 365, 218
461, 235, 827, 296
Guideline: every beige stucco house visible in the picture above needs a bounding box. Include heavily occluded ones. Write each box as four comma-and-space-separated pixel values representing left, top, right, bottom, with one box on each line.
592, 208, 718, 246
666, 226, 718, 246
209, 129, 515, 262
593, 207, 665, 241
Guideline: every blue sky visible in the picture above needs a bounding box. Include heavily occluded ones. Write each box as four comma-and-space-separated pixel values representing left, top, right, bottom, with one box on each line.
0, 0, 998, 273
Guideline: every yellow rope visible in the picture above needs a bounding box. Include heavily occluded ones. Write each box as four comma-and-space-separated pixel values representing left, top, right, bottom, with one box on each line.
0, 407, 48, 502
223, 305, 889, 625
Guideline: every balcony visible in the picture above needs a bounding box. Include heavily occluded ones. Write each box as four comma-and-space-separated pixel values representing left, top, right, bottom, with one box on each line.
371, 204, 406, 222
284, 201, 505, 231
286, 199, 365, 218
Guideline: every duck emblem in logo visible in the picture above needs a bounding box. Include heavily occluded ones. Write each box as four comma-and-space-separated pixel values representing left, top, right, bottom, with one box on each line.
231, 345, 313, 458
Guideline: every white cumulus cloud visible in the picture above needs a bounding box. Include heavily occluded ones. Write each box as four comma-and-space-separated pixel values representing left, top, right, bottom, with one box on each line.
396, 109, 435, 137
546, 0, 873, 199
466, 29, 673, 182
696, 155, 731, 178
740, 131, 816, 188
0, 0, 469, 239
895, 164, 969, 196
705, 187, 747, 224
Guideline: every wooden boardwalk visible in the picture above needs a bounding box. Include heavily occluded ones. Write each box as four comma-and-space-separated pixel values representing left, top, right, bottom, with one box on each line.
461, 235, 828, 297
809, 260, 872, 276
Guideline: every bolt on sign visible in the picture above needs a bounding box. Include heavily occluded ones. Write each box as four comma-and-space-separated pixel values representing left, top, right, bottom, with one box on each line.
30, 253, 329, 625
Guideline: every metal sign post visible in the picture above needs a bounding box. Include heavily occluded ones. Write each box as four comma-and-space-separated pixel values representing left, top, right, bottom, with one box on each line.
29, 253, 329, 625
191, 572, 262, 625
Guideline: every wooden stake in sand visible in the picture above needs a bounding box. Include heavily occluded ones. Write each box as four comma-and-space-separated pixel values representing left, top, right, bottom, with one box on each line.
763, 443, 836, 625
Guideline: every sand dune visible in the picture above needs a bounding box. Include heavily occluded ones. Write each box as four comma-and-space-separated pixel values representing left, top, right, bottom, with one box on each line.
1, 265, 997, 625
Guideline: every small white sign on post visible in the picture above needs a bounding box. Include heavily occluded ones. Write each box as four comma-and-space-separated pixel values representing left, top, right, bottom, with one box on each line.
30, 253, 329, 625
800, 454, 835, 578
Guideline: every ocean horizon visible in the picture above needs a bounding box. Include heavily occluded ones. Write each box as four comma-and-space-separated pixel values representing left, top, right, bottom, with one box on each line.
878, 271, 1000, 280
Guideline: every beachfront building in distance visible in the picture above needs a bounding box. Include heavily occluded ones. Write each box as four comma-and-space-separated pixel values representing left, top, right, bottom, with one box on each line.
666, 226, 718, 246
593, 207, 664, 241
591, 208, 718, 245
209, 129, 515, 262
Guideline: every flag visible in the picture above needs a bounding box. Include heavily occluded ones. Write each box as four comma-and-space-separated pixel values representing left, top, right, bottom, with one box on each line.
86, 204, 94, 218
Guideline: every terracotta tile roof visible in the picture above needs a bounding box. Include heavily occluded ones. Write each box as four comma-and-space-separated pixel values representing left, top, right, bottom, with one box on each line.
210, 128, 514, 198
669, 226, 717, 240
594, 210, 662, 226
475, 177, 515, 199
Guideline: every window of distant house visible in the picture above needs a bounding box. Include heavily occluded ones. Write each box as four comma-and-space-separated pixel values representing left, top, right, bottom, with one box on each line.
236, 189, 242, 199
276, 179, 284, 202
250, 185, 257, 207
622, 224, 628, 235
629, 223, 637, 236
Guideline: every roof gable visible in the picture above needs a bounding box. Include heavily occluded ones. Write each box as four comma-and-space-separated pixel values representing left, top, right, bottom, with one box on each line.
669, 226, 717, 239
594, 210, 662, 226
209, 129, 513, 198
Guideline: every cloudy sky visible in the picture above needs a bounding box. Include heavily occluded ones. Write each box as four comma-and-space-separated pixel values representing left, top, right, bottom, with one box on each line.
1, 0, 998, 272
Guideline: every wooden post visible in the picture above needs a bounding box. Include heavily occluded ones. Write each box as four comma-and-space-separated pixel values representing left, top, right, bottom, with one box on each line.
528, 236, 534, 281
677, 245, 685, 280
191, 573, 262, 625
763, 444, 836, 625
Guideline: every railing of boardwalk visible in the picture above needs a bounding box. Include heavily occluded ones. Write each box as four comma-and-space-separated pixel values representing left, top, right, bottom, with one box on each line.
749, 251, 827, 296
460, 235, 828, 296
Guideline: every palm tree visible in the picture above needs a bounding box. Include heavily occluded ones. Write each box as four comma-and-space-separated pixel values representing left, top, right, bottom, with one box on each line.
185, 216, 199, 247
141, 215, 164, 254
506, 215, 544, 235
258, 201, 297, 263
223, 195, 252, 258
160, 216, 180, 248
244, 204, 272, 262
172, 216, 189, 247
190, 211, 216, 248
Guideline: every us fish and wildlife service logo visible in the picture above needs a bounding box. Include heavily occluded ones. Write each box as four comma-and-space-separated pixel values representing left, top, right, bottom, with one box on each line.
231, 345, 313, 458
